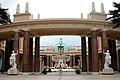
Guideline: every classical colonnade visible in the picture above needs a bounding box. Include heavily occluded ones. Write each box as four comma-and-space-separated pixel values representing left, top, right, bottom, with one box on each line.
0, 2, 120, 74
1, 27, 119, 73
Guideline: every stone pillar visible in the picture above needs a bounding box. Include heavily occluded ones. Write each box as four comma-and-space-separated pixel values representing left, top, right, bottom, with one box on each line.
0, 40, 1, 54
108, 39, 118, 71
40, 56, 42, 71
69, 55, 72, 67
108, 39, 112, 57
50, 55, 52, 67
73, 54, 75, 67
0, 41, 1, 64
13, 29, 19, 71
44, 56, 47, 66
13, 29, 19, 53
108, 39, 113, 70
81, 36, 87, 72
69, 56, 70, 67
91, 29, 99, 72
101, 29, 108, 69
111, 39, 117, 71
47, 55, 50, 67
0, 40, 1, 51
34, 37, 40, 72
23, 30, 30, 72
29, 37, 33, 72
4, 40, 10, 72
4, 40, 14, 71
51, 57, 53, 67
88, 37, 92, 72
118, 49, 120, 72
0, 45, 4, 73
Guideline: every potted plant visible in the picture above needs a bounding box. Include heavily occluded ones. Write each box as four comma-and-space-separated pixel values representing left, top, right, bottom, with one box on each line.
42, 66, 47, 75
75, 67, 81, 74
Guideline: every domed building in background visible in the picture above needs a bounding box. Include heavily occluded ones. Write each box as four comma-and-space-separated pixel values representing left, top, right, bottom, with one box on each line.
40, 38, 81, 70
54, 38, 68, 51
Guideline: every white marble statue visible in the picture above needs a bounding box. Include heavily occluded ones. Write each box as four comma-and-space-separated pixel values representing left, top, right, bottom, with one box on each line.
7, 51, 18, 75
10, 51, 17, 69
104, 50, 111, 69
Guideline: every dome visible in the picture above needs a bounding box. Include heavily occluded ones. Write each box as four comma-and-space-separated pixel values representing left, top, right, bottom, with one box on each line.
54, 38, 68, 51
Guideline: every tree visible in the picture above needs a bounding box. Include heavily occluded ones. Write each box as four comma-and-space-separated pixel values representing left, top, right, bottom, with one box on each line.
0, 5, 11, 24
106, 2, 120, 29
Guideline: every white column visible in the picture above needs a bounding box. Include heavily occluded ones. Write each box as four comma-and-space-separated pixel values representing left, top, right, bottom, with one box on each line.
16, 4, 20, 14
25, 2, 29, 13
101, 3, 105, 13
38, 13, 40, 19
92, 2, 95, 12
81, 13, 83, 19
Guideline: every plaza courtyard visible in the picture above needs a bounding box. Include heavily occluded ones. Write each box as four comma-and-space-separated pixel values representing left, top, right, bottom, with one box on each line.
0, 1, 120, 80
0, 72, 120, 80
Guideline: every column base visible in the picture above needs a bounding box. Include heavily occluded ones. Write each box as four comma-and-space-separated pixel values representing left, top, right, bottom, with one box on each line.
91, 72, 99, 75
87, 72, 92, 75
81, 72, 87, 75
21, 72, 39, 75
7, 67, 18, 75
114, 71, 119, 74
81, 72, 99, 75
102, 68, 114, 75
33, 72, 41, 75
21, 72, 31, 75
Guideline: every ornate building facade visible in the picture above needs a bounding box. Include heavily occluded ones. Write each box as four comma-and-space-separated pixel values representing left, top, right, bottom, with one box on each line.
0, 2, 120, 74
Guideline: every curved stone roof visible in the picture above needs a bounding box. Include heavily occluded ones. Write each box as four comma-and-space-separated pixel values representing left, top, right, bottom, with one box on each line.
0, 18, 120, 40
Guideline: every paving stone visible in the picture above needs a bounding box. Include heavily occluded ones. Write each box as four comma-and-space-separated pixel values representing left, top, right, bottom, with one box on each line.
0, 72, 120, 80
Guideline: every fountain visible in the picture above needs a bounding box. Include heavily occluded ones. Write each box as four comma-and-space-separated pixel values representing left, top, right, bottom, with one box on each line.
54, 54, 68, 69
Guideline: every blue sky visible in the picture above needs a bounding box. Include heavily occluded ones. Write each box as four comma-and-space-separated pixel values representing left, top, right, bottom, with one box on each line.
1, 0, 120, 46
40, 35, 81, 46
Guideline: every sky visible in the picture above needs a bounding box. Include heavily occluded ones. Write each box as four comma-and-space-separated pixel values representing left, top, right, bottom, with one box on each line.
0, 0, 120, 46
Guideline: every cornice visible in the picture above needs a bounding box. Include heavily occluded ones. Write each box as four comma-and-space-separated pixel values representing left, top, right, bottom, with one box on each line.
0, 19, 112, 28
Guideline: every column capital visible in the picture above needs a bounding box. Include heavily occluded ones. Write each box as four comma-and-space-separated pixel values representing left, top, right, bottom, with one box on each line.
12, 29, 20, 32
47, 54, 52, 56
87, 35, 91, 37
72, 54, 75, 56
91, 28, 98, 31
22, 28, 30, 31
101, 28, 108, 32
69, 54, 72, 56
81, 35, 86, 37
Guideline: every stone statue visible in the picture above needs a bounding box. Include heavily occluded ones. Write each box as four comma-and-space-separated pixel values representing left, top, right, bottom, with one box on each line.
10, 51, 17, 69
102, 50, 114, 75
7, 51, 18, 75
104, 50, 111, 69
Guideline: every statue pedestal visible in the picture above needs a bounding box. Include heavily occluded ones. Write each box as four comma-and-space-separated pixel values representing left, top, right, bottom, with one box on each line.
102, 68, 114, 75
7, 67, 18, 75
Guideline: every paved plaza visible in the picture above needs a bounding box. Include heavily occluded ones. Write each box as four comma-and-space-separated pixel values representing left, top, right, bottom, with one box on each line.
0, 72, 120, 80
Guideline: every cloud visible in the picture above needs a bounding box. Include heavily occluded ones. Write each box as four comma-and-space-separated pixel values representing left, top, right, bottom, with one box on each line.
1, 0, 119, 19
1, 0, 120, 46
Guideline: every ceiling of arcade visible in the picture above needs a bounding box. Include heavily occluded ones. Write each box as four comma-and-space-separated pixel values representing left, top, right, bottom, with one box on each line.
0, 19, 120, 40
